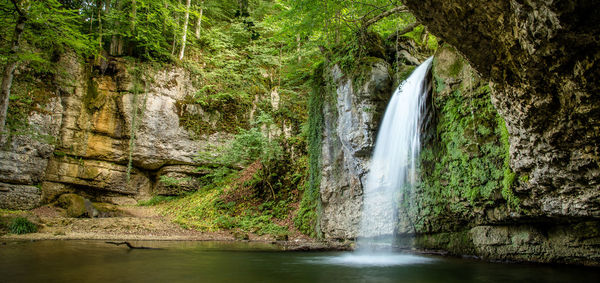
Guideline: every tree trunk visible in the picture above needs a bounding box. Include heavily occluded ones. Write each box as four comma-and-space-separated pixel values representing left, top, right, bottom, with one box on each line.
194, 1, 203, 39
296, 34, 301, 62
0, 11, 27, 135
178, 0, 191, 60
110, 0, 123, 56
97, 0, 103, 50
171, 0, 181, 56
130, 0, 136, 33
362, 5, 408, 29
421, 27, 429, 45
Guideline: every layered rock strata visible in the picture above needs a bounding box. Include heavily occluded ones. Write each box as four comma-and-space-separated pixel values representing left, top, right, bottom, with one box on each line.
0, 55, 233, 209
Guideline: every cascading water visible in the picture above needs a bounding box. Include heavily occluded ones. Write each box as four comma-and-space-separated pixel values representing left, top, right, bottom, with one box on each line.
317, 58, 435, 267
357, 57, 433, 251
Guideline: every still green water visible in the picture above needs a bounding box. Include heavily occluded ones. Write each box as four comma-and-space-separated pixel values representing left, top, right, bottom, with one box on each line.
1, 240, 598, 282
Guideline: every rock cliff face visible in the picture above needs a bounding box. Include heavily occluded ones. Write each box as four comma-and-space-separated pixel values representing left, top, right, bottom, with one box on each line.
0, 55, 234, 209
404, 0, 600, 220
319, 60, 393, 239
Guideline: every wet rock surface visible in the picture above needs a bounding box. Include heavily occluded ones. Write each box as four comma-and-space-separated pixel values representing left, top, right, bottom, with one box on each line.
319, 58, 393, 239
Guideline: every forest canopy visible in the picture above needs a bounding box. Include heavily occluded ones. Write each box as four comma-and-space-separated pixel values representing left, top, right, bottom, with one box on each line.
0, 0, 429, 135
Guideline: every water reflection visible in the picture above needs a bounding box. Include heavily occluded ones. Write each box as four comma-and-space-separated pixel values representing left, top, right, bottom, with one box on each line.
1, 240, 599, 283
311, 253, 434, 267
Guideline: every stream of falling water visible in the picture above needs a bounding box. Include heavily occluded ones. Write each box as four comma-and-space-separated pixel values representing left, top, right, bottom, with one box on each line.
357, 57, 433, 252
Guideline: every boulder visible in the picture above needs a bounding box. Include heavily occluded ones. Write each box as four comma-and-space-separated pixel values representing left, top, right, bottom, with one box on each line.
57, 193, 87, 218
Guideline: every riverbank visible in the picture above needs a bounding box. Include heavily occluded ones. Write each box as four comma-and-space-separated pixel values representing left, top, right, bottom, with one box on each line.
0, 205, 351, 251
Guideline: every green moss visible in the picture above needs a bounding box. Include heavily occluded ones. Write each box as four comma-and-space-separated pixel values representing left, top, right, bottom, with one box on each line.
498, 117, 520, 210
138, 195, 179, 206
414, 231, 476, 255
434, 75, 446, 93
351, 56, 385, 90
328, 32, 386, 84
83, 77, 102, 113
4, 78, 57, 145
397, 65, 417, 83
447, 57, 464, 78
177, 92, 251, 137
415, 73, 509, 231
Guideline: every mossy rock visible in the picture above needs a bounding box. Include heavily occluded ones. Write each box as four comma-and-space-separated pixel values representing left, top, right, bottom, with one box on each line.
92, 202, 123, 217
57, 194, 87, 218
432, 44, 478, 95
233, 231, 250, 240
358, 31, 386, 59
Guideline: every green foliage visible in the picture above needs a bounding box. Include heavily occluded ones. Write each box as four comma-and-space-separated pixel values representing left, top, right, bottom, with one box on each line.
416, 82, 508, 230
498, 116, 520, 210
9, 217, 37, 234
162, 167, 293, 237
125, 65, 149, 183
294, 63, 325, 237
221, 123, 283, 167
283, 0, 412, 47
138, 195, 179, 206
0, 0, 94, 71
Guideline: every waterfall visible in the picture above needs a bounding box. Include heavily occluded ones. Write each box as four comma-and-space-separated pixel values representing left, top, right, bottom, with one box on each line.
357, 57, 433, 251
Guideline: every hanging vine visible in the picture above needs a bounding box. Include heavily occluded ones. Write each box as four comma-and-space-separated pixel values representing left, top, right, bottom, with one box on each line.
126, 65, 149, 183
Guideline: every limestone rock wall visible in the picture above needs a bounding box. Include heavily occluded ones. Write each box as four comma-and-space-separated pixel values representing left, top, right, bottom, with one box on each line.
319, 58, 395, 239
0, 92, 63, 209
404, 0, 600, 221
0, 55, 234, 209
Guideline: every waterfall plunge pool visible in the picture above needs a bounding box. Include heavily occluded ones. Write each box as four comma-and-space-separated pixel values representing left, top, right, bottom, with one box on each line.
1, 240, 599, 282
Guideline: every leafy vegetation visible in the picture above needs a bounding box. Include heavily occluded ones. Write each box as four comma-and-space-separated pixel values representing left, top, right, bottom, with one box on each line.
138, 195, 180, 206
293, 63, 325, 237
9, 217, 37, 234
409, 48, 521, 233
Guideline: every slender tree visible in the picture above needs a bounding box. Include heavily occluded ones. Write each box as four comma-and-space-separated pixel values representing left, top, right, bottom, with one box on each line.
130, 0, 136, 33
179, 0, 191, 60
0, 0, 28, 136
195, 0, 204, 39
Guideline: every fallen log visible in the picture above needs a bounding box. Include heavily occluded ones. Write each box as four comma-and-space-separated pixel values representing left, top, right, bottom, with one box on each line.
105, 241, 162, 250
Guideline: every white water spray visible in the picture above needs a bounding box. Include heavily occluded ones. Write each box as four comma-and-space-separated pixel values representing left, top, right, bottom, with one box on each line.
357, 57, 433, 251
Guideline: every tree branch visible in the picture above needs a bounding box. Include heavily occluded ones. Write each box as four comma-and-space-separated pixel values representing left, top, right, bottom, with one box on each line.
386, 21, 420, 40
362, 5, 408, 29
105, 241, 163, 250
9, 0, 25, 18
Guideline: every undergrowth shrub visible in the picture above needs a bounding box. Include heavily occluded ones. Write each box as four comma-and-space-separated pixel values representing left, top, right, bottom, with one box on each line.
9, 217, 37, 234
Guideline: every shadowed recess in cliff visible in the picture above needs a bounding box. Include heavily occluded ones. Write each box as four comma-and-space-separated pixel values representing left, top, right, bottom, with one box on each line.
357, 57, 433, 252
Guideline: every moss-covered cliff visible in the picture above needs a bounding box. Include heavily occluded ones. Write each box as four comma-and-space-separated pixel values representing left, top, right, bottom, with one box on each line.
405, 45, 516, 235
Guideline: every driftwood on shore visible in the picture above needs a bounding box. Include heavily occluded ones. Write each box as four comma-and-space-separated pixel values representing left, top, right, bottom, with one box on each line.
105, 241, 162, 250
